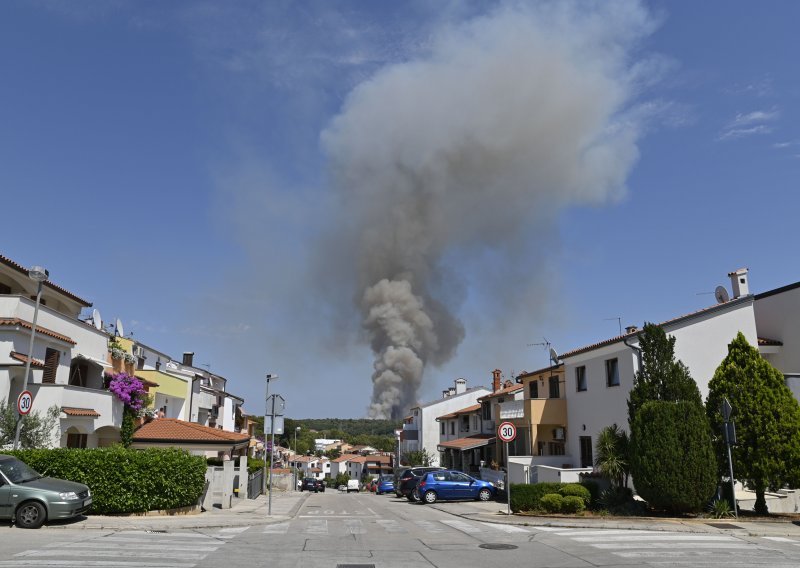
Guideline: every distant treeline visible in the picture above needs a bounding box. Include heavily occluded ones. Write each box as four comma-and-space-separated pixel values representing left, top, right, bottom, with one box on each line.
251, 417, 402, 454
291, 418, 401, 437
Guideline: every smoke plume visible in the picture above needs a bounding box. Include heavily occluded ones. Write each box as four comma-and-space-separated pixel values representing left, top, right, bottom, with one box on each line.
321, 2, 656, 419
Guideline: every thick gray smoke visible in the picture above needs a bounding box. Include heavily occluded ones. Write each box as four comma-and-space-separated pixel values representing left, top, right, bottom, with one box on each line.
321, 2, 655, 419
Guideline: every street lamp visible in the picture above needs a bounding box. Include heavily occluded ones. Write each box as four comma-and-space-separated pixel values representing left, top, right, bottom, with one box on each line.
13, 266, 49, 450
293, 426, 301, 491
263, 373, 278, 516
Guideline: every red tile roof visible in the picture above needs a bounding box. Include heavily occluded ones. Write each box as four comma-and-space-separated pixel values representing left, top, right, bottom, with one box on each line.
332, 454, 360, 463
0, 318, 76, 345
0, 254, 92, 307
437, 403, 481, 421
132, 418, 249, 444
9, 351, 45, 368
438, 434, 495, 450
61, 407, 101, 417
479, 383, 523, 401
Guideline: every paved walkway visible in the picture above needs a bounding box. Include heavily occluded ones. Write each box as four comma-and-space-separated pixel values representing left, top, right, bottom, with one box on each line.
48, 490, 800, 538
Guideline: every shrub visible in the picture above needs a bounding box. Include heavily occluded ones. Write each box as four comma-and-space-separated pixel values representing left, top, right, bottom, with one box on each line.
559, 483, 591, 506
8, 447, 206, 514
580, 480, 600, 506
509, 482, 561, 513
247, 459, 265, 475
540, 493, 564, 513
562, 495, 586, 514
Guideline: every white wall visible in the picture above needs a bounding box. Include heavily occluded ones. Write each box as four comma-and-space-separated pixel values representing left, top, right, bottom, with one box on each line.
419, 388, 491, 466
755, 285, 800, 377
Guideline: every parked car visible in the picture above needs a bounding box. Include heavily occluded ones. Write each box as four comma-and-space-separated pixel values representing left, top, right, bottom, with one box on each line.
300, 478, 325, 492
395, 466, 446, 501
415, 469, 496, 504
0, 454, 92, 529
376, 474, 394, 495
346, 479, 360, 493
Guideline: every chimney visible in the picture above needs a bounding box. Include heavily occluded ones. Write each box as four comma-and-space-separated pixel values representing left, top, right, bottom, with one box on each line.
625, 325, 638, 334
454, 377, 467, 395
448, 387, 456, 396
182, 352, 194, 367
442, 389, 450, 399
492, 369, 502, 392
728, 268, 749, 299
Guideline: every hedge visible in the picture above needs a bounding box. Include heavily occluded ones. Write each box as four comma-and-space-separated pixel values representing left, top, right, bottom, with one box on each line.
6, 447, 206, 514
540, 493, 564, 513
510, 481, 597, 513
559, 483, 591, 506
561, 495, 586, 513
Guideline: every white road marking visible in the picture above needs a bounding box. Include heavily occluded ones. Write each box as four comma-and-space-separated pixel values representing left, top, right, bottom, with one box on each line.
376, 519, 407, 533
593, 542, 753, 550
15, 549, 207, 560
344, 519, 366, 534
305, 519, 328, 534
576, 535, 738, 542
414, 520, 446, 533
480, 522, 530, 533
763, 536, 798, 543
440, 519, 483, 534
528, 526, 568, 531
0, 562, 191, 567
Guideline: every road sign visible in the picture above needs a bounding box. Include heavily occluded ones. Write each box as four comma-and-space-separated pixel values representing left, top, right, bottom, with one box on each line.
497, 421, 517, 443
17, 390, 33, 415
721, 398, 733, 422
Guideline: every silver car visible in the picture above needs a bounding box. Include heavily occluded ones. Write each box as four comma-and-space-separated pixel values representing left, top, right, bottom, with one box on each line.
0, 454, 92, 528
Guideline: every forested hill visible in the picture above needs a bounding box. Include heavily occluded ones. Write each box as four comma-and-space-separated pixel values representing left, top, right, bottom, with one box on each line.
292, 418, 401, 437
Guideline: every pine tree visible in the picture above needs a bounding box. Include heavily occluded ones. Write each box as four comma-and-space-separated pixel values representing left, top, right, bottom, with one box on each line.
706, 332, 800, 515
628, 323, 703, 425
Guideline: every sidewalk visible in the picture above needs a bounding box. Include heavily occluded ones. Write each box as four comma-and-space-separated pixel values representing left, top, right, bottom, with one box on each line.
48, 491, 309, 531
428, 499, 800, 538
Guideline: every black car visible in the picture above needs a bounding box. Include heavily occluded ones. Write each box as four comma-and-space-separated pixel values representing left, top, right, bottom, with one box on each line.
300, 478, 325, 492
395, 466, 445, 500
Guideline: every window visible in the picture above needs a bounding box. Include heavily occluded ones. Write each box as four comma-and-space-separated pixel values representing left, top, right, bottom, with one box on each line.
548, 442, 565, 456
605, 358, 620, 387
481, 402, 491, 420
576, 366, 587, 391
0, 282, 11, 294
579, 436, 593, 468
440, 422, 445, 435
529, 380, 539, 399
460, 416, 469, 432
549, 376, 560, 399
472, 415, 479, 431
42, 348, 60, 384
67, 433, 87, 448
449, 422, 455, 435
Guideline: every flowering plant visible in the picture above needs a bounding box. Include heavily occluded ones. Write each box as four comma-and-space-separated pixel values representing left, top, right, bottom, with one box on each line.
110, 348, 126, 360
107, 372, 147, 412
123, 353, 136, 364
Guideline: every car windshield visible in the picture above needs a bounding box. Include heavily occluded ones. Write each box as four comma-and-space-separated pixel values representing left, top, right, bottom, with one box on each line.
0, 457, 41, 483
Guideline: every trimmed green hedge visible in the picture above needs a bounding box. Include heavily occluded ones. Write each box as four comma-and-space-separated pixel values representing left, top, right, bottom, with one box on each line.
7, 447, 206, 514
540, 493, 564, 513
510, 481, 596, 513
509, 482, 561, 512
559, 483, 591, 505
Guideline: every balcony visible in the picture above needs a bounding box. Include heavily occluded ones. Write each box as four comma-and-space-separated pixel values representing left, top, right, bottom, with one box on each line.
499, 400, 524, 420
29, 383, 124, 431
525, 397, 567, 426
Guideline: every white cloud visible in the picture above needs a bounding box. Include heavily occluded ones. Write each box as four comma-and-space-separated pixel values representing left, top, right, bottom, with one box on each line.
718, 107, 780, 141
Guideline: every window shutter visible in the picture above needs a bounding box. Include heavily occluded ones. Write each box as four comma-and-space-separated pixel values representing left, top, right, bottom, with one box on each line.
42, 348, 60, 383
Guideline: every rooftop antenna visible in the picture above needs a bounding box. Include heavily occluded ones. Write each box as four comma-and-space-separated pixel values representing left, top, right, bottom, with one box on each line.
604, 317, 622, 336
528, 337, 554, 366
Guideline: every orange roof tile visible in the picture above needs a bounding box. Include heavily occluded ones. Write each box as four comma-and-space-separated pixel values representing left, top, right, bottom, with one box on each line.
132, 418, 249, 444
0, 254, 92, 307
437, 403, 481, 421
0, 318, 76, 345
9, 351, 45, 368
61, 407, 100, 417
437, 434, 495, 450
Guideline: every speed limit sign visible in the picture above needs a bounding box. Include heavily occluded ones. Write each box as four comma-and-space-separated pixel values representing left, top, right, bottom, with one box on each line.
17, 390, 33, 415
497, 421, 517, 443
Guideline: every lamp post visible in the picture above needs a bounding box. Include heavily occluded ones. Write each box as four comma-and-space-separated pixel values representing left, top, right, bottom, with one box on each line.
263, 374, 278, 498
13, 266, 49, 450
293, 426, 301, 491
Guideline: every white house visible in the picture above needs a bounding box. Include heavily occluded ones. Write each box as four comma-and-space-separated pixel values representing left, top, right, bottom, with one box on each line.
400, 378, 491, 467
753, 279, 800, 400
0, 254, 122, 448
560, 269, 759, 469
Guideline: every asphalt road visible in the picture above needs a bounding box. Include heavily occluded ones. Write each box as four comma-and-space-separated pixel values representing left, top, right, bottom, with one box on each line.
3, 491, 800, 568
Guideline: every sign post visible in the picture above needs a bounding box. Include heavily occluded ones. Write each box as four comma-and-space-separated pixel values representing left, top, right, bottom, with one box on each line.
720, 397, 738, 518
497, 421, 517, 516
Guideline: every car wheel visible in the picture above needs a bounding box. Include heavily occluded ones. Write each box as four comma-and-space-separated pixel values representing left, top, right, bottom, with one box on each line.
411, 489, 421, 502
423, 490, 437, 504
478, 488, 492, 502
16, 501, 46, 529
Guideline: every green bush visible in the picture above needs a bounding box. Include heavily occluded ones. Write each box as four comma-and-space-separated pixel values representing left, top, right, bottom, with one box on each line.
509, 482, 561, 513
247, 459, 265, 475
579, 480, 600, 505
540, 493, 564, 513
561, 495, 586, 513
8, 447, 206, 514
559, 483, 591, 505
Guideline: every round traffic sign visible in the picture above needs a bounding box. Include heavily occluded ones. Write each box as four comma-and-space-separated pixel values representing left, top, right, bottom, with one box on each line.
17, 390, 33, 415
497, 421, 517, 442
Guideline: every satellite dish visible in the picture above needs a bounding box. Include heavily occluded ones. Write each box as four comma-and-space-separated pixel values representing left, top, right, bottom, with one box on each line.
92, 309, 103, 331
549, 347, 559, 365
115, 318, 124, 338
715, 286, 730, 304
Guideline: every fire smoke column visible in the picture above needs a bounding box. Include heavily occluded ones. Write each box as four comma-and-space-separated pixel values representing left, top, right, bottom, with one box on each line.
322, 2, 657, 419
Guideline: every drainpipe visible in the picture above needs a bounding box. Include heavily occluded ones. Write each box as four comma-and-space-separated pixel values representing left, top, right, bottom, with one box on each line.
623, 333, 643, 375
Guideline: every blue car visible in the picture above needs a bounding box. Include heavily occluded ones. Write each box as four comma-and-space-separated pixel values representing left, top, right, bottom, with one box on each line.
376, 474, 394, 495
416, 470, 496, 504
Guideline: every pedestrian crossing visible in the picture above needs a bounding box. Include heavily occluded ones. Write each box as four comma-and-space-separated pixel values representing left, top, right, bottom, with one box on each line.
1, 528, 235, 568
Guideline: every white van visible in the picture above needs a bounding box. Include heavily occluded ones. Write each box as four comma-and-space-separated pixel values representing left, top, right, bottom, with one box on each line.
346, 479, 360, 493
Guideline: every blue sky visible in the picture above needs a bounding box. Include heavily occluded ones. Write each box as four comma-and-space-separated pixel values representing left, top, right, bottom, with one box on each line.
2, 1, 799, 419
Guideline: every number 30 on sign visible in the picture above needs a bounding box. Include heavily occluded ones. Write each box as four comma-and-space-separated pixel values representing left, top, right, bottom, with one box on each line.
17, 390, 33, 415
498, 421, 516, 442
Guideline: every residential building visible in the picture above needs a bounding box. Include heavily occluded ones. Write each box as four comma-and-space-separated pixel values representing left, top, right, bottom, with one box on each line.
399, 377, 491, 467
477, 370, 525, 467
130, 418, 249, 457
515, 364, 568, 461
330, 454, 359, 479
436, 403, 493, 474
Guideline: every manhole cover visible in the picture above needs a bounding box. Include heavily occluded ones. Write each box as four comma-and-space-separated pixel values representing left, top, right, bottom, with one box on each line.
336, 565, 375, 568
479, 543, 518, 550
706, 523, 742, 529
146, 530, 168, 534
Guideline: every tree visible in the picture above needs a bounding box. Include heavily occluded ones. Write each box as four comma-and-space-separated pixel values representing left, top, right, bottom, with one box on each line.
0, 399, 60, 449
595, 424, 629, 488
628, 323, 703, 425
402, 449, 434, 466
629, 401, 718, 513
706, 332, 800, 515
627, 323, 716, 513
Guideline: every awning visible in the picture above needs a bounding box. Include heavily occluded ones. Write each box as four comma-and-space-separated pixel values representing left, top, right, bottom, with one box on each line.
437, 434, 495, 452
74, 354, 111, 368
62, 407, 101, 417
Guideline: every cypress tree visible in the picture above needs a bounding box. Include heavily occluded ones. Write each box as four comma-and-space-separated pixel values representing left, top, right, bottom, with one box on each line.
706, 332, 800, 515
